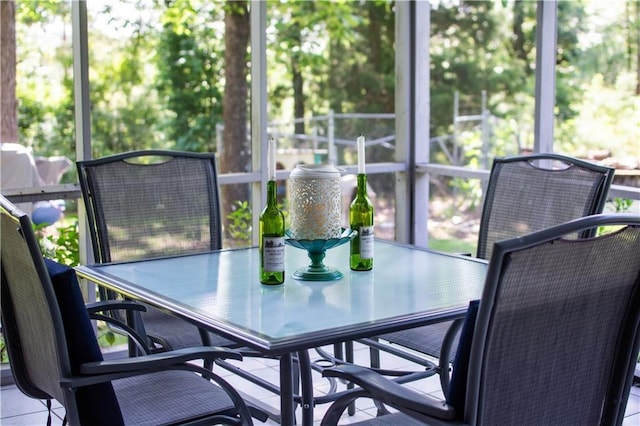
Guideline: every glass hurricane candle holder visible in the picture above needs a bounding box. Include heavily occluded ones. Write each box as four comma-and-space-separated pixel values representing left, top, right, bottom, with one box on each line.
288, 164, 342, 241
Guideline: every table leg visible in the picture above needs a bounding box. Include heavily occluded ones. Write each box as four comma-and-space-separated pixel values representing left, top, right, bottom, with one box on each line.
280, 354, 295, 426
345, 341, 355, 416
297, 350, 314, 425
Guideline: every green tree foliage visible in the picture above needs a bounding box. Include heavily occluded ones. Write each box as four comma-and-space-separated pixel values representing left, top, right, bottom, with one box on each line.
269, 1, 359, 122
324, 1, 395, 115
88, 1, 166, 155
268, 1, 396, 193
430, 1, 503, 135
37, 220, 80, 267
13, 0, 638, 174
157, 0, 225, 152
428, 0, 614, 163
15, 1, 74, 158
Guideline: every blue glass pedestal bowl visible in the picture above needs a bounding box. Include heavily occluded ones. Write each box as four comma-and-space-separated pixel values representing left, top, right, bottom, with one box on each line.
285, 228, 357, 281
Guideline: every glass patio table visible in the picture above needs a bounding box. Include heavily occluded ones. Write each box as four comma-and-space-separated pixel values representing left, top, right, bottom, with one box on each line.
76, 239, 487, 425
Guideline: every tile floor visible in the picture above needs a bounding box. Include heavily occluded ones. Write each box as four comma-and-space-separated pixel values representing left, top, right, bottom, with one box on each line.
2, 342, 640, 425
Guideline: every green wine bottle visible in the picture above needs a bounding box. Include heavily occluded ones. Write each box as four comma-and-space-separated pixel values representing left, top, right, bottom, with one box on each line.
260, 179, 285, 284
350, 173, 374, 271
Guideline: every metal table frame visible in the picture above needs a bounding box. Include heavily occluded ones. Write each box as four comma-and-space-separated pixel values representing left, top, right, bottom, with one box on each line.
77, 240, 487, 425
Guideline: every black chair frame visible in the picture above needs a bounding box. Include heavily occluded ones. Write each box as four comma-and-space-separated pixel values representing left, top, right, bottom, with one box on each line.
359, 153, 615, 396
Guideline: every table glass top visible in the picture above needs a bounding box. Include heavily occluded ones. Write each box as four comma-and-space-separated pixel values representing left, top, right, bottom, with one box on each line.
77, 240, 487, 352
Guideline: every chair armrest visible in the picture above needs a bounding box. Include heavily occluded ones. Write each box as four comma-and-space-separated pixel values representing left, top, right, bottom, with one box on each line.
86, 299, 147, 314
86, 300, 152, 354
88, 312, 152, 355
439, 317, 465, 393
323, 364, 457, 421
62, 347, 258, 424
80, 346, 243, 375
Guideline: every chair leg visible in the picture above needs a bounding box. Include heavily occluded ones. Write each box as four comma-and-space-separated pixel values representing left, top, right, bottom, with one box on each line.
199, 328, 215, 370
344, 341, 356, 416
126, 307, 149, 357
366, 337, 391, 415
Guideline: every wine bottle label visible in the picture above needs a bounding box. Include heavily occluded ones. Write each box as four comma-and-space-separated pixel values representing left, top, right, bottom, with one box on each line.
263, 236, 285, 272
359, 226, 374, 259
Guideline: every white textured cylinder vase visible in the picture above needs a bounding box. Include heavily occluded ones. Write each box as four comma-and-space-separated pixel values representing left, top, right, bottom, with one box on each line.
289, 164, 342, 240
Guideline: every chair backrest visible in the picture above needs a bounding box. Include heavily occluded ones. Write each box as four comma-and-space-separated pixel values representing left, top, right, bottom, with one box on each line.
1, 195, 124, 425
466, 214, 640, 426
77, 150, 222, 264
1, 197, 67, 403
477, 153, 614, 260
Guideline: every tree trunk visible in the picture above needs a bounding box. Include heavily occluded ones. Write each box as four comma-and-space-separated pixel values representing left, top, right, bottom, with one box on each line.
1, 0, 18, 143
512, 0, 529, 65
222, 1, 250, 238
291, 24, 305, 135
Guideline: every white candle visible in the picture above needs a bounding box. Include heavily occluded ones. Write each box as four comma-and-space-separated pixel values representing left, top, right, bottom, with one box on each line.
357, 135, 366, 174
268, 138, 276, 181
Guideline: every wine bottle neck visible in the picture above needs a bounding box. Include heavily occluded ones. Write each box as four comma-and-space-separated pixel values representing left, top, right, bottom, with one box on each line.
356, 174, 367, 195
266, 180, 278, 206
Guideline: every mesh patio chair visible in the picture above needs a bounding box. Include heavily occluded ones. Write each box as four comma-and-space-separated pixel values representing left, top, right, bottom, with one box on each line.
0, 195, 257, 425
320, 214, 640, 426
365, 153, 615, 393
77, 150, 244, 355
78, 151, 330, 420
